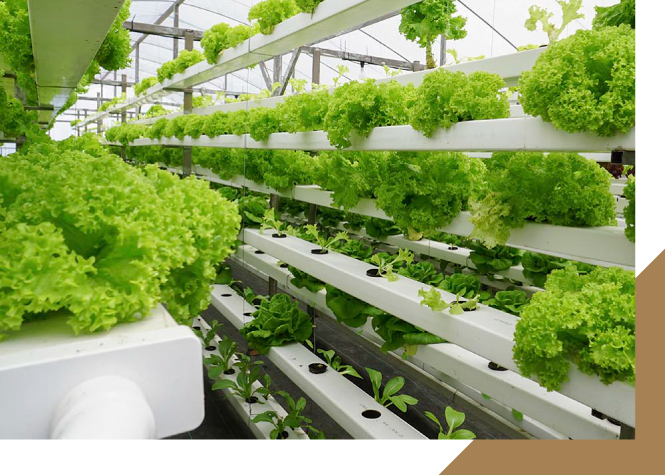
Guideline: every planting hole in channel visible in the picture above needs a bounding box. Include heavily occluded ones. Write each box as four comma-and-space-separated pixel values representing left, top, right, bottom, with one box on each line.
488, 362, 508, 372
246, 396, 259, 404
311, 249, 329, 255
272, 233, 287, 239
366, 268, 381, 278
254, 250, 265, 255
223, 369, 235, 375
362, 410, 382, 420
205, 345, 216, 352
308, 363, 327, 374
221, 293, 233, 297
244, 312, 253, 317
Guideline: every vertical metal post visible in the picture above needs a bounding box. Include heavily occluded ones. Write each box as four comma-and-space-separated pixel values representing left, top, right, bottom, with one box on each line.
76, 110, 80, 137
439, 35, 447, 66
173, 5, 180, 59
121, 74, 128, 161
182, 30, 194, 177
121, 75, 127, 125
268, 193, 281, 296
312, 48, 321, 85
273, 55, 282, 86
96, 93, 102, 134
114, 71, 118, 97
135, 43, 140, 84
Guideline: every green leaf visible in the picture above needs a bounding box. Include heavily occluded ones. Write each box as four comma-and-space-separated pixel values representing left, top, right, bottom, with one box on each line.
212, 379, 237, 391
365, 367, 383, 401
383, 376, 405, 397
445, 406, 466, 432
450, 429, 476, 440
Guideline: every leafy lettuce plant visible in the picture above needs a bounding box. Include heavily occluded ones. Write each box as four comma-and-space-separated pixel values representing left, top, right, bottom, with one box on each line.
252, 393, 324, 439
295, 0, 323, 14
204, 336, 238, 377
439, 273, 481, 299
425, 407, 476, 439
330, 239, 373, 261
485, 290, 529, 316
366, 367, 418, 412
593, 0, 635, 29
364, 218, 402, 240
314, 151, 383, 210
468, 241, 522, 275
399, 0, 467, 69
288, 266, 325, 293
157, 49, 205, 83
323, 80, 412, 149
134, 76, 159, 96
212, 359, 269, 402
248, 0, 300, 35
240, 294, 313, 354
375, 151, 486, 235
369, 249, 414, 282
397, 262, 444, 287
470, 152, 616, 248
624, 176, 635, 242
317, 349, 362, 379
513, 266, 635, 391
372, 314, 445, 355
201, 22, 257, 64
524, 0, 584, 44
303, 225, 348, 252
0, 148, 240, 337
409, 70, 510, 138
418, 286, 479, 316
279, 88, 330, 133
260, 209, 289, 237
248, 107, 282, 141
519, 25, 635, 136
325, 285, 386, 328
521, 251, 572, 287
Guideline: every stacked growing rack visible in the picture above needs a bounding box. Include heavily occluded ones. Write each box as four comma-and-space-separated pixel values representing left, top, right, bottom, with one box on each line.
101, 0, 635, 440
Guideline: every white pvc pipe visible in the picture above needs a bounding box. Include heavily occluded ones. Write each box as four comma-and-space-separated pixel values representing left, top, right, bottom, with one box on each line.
50, 376, 156, 439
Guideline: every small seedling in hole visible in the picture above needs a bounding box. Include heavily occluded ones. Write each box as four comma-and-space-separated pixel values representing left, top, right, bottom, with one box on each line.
243, 287, 267, 307
512, 409, 524, 421
369, 249, 414, 282
317, 349, 362, 379
260, 209, 289, 237
418, 287, 479, 316
304, 224, 349, 253
194, 320, 222, 347
425, 407, 477, 440
365, 367, 418, 413
204, 336, 238, 377
212, 355, 269, 403
251, 392, 325, 439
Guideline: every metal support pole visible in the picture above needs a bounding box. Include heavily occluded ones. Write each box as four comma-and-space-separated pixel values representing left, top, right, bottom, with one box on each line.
121, 74, 128, 161
135, 43, 140, 83
173, 5, 179, 59
96, 93, 102, 134
440, 36, 447, 66
268, 193, 281, 296
305, 203, 318, 321
273, 55, 282, 86
114, 71, 117, 98
312, 48, 321, 85
182, 30, 194, 177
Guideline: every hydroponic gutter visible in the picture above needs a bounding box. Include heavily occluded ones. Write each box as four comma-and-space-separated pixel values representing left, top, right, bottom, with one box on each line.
171, 168, 633, 268
28, 0, 126, 124
210, 285, 427, 439
77, 0, 421, 128
122, 117, 635, 152
195, 317, 309, 440
240, 229, 635, 427
0, 305, 204, 439
232, 246, 621, 440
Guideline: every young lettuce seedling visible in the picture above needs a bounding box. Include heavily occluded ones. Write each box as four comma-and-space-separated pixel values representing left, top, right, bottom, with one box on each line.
418, 287, 479, 316
365, 367, 418, 412
304, 224, 349, 252
204, 336, 238, 378
195, 320, 222, 347
252, 392, 325, 439
260, 209, 289, 237
424, 407, 476, 440
317, 349, 363, 379
212, 357, 268, 403
369, 249, 414, 282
